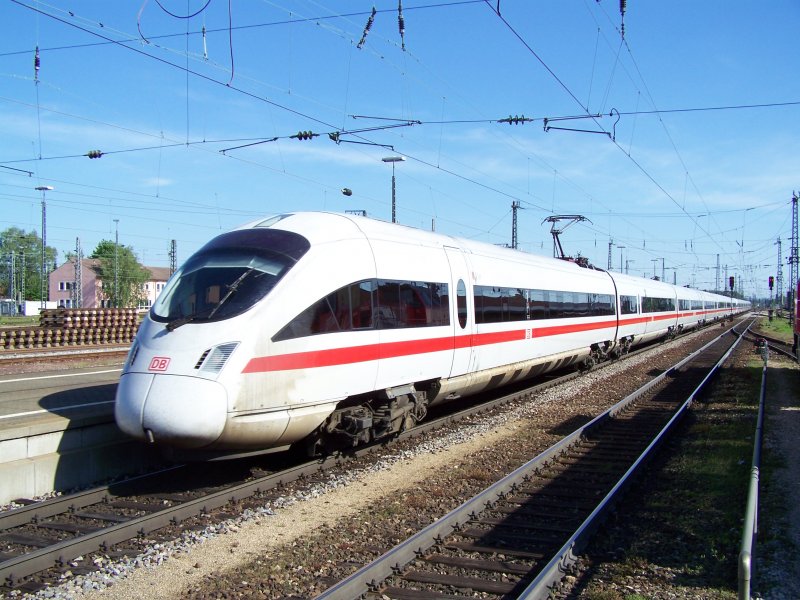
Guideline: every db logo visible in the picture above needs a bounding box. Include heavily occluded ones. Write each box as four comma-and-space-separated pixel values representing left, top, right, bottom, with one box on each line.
148, 357, 171, 372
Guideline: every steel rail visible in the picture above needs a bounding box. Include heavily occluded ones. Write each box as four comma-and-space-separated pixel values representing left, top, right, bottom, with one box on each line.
518, 318, 753, 599
0, 466, 185, 531
765, 341, 795, 360
0, 456, 339, 586
0, 338, 599, 587
315, 318, 754, 600
0, 345, 129, 364
0, 342, 615, 588
741, 331, 795, 360
751, 331, 793, 349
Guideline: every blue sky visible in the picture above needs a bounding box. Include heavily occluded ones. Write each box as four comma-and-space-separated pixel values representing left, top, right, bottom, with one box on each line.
2, 1, 799, 299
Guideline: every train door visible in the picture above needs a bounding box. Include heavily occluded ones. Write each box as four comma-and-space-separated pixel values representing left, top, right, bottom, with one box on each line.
444, 246, 475, 377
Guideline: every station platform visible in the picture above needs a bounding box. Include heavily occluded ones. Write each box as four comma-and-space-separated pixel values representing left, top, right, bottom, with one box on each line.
0, 366, 161, 505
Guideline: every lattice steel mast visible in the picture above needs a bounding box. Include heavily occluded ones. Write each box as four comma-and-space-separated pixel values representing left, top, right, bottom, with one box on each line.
776, 237, 784, 308
169, 239, 177, 276
73, 238, 83, 308
511, 201, 522, 250
790, 192, 799, 324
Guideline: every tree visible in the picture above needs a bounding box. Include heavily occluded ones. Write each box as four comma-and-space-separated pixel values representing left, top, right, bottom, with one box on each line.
0, 227, 58, 300
90, 240, 150, 308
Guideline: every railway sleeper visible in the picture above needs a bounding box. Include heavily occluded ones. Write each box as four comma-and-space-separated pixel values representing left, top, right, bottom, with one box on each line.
457, 526, 563, 545
492, 503, 585, 520
423, 553, 532, 576
533, 468, 622, 484
443, 540, 546, 560
510, 485, 605, 501
479, 516, 578, 534
401, 570, 519, 595
374, 585, 477, 600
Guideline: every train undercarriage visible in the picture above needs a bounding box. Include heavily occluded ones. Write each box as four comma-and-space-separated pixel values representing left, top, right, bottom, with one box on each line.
301, 321, 714, 455
304, 385, 429, 455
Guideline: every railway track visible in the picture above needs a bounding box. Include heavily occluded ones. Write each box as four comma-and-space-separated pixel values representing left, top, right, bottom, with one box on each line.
747, 331, 797, 360
316, 318, 754, 600
0, 371, 571, 594
0, 344, 129, 367
0, 319, 746, 594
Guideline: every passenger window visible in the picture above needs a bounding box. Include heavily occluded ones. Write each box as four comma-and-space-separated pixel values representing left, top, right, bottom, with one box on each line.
313, 286, 352, 333
400, 283, 428, 326
457, 280, 467, 329
620, 295, 638, 315
375, 281, 401, 328
351, 280, 375, 329
425, 282, 449, 327
272, 278, 449, 341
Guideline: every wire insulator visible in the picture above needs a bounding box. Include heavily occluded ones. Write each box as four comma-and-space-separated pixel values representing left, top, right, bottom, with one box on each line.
357, 6, 377, 49
398, 1, 406, 51
34, 46, 40, 81
499, 114, 529, 125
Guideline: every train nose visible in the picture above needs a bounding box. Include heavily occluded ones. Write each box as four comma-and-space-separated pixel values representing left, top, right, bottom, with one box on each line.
115, 373, 228, 448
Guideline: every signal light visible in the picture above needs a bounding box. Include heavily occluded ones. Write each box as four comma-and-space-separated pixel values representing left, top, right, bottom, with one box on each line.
769, 276, 774, 290
729, 276, 735, 290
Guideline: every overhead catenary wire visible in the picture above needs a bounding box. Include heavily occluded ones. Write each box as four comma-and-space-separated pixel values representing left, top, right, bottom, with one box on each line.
11, 0, 341, 132
586, 0, 740, 267
482, 1, 751, 272
6, 0, 788, 288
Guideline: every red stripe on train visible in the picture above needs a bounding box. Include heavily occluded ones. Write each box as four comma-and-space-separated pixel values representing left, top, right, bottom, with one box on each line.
242, 318, 620, 373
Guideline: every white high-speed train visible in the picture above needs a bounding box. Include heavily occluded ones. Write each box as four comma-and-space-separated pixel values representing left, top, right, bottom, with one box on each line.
114, 212, 749, 458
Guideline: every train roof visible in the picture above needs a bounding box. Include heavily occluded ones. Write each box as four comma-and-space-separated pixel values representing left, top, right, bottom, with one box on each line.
238, 212, 749, 305
248, 211, 608, 277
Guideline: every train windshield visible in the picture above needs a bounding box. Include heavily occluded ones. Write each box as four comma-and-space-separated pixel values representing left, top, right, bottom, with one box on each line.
151, 228, 310, 328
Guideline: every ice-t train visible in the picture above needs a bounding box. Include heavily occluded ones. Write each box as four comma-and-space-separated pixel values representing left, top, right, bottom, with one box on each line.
114, 212, 749, 458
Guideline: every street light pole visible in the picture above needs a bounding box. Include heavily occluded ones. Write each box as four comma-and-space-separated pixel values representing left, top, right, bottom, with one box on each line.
382, 156, 405, 223
35, 185, 53, 309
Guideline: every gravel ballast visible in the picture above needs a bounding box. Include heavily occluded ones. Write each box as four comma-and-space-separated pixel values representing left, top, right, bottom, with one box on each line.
6, 323, 795, 600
